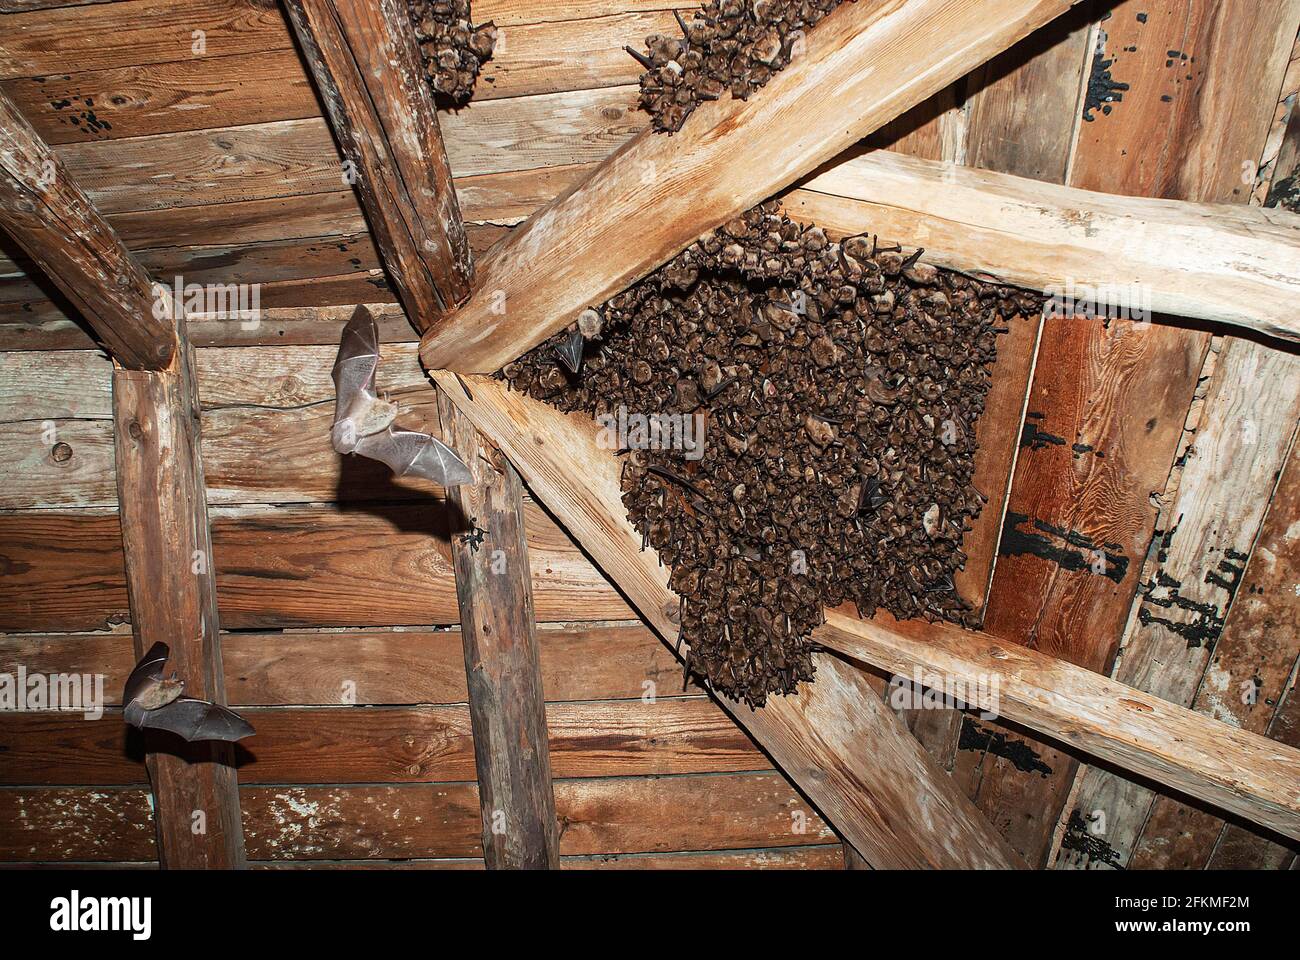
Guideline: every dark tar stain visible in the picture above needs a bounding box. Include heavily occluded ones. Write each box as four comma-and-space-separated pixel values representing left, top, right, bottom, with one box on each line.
959, 716, 1052, 776
999, 512, 1130, 583
1060, 810, 1125, 868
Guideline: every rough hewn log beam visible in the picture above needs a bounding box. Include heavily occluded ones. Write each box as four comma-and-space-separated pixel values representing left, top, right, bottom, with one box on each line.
431, 372, 1026, 869
420, 0, 1083, 372
436, 390, 560, 869
816, 611, 1300, 842
114, 345, 246, 868
786, 150, 1300, 343
284, 0, 472, 332
0, 90, 174, 369
431, 374, 1300, 845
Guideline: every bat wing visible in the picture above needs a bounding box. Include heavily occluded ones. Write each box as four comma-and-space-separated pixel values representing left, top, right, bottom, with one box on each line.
122, 641, 170, 708
332, 306, 382, 432
138, 697, 255, 743
354, 427, 474, 487
553, 328, 585, 374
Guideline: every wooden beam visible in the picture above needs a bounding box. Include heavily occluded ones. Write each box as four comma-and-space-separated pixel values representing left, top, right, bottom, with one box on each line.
0, 89, 174, 369
420, 0, 1084, 372
816, 611, 1300, 842
436, 391, 560, 869
113, 345, 245, 868
431, 372, 1026, 870
785, 149, 1300, 344
431, 374, 1300, 845
283, 0, 472, 332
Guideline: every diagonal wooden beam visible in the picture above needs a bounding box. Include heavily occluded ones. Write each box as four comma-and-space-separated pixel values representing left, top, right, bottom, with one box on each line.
0, 88, 244, 867
420, 0, 1084, 373
436, 391, 560, 869
784, 150, 1300, 344
432, 373, 1300, 845
432, 372, 1027, 869
284, 0, 472, 332
0, 90, 174, 370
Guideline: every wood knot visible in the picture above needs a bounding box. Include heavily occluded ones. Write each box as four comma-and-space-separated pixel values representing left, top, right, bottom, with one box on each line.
127, 420, 144, 441
50, 442, 72, 464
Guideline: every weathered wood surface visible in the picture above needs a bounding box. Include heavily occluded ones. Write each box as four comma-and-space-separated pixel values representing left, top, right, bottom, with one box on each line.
431, 372, 1026, 870
113, 342, 245, 868
1044, 0, 1300, 870
0, 772, 835, 863
1058, 343, 1300, 869
1128, 429, 1300, 869
0, 90, 174, 369
814, 610, 1300, 842
284, 0, 471, 330
788, 150, 1300, 344
0, 503, 633, 632
438, 389, 559, 868
0, 623, 692, 706
0, 698, 769, 784
420, 0, 1086, 373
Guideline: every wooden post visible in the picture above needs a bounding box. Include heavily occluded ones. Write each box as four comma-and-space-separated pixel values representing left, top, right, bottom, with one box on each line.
114, 342, 246, 869
0, 90, 175, 369
436, 390, 560, 869
283, 0, 472, 331
0, 89, 243, 867
421, 0, 1084, 373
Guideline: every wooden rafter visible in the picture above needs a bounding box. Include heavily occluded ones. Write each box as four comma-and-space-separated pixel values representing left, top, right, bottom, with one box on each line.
0, 90, 174, 369
433, 373, 1300, 845
0, 89, 245, 866
433, 372, 1028, 870
786, 150, 1300, 344
420, 0, 1085, 373
284, 0, 472, 332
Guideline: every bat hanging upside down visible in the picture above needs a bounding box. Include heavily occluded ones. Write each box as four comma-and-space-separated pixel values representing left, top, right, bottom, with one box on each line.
331, 306, 473, 487
123, 642, 254, 743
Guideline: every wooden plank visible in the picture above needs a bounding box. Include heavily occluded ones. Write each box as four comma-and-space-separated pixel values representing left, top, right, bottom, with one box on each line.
0, 503, 632, 632
438, 388, 559, 868
0, 622, 691, 706
0, 0, 295, 79
284, 0, 472, 329
0, 788, 155, 862
241, 774, 833, 861
420, 0, 1087, 373
0, 698, 768, 785
431, 373, 1026, 869
1059, 343, 1300, 869
113, 334, 245, 867
0, 89, 174, 369
53, 90, 641, 215
1126, 428, 1300, 870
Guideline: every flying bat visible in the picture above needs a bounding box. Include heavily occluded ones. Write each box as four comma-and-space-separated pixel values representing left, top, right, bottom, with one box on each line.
122, 642, 254, 743
331, 306, 473, 487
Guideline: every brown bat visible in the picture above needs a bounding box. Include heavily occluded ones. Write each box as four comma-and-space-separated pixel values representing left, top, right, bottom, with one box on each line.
123, 642, 254, 743
331, 306, 473, 486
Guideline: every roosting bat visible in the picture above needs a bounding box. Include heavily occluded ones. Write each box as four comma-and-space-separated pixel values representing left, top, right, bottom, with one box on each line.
123, 642, 254, 742
331, 307, 473, 486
